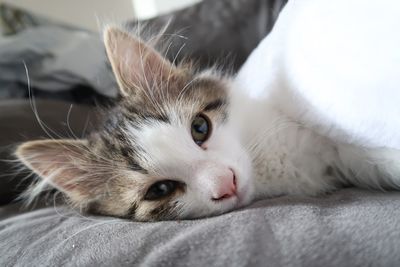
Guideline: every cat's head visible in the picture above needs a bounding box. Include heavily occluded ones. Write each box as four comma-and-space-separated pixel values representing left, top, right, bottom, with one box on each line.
15, 27, 254, 221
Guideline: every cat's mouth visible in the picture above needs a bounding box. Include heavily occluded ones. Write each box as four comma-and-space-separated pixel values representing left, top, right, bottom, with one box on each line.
214, 170, 250, 210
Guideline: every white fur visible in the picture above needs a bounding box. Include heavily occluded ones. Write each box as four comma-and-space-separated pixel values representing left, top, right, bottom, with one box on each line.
233, 0, 400, 200
237, 0, 400, 149
126, 112, 254, 218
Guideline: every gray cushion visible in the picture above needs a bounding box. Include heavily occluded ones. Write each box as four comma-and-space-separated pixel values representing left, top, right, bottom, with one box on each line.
1, 188, 399, 266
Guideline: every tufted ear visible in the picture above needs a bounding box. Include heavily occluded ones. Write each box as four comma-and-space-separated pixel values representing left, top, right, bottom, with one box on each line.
16, 139, 92, 201
104, 27, 178, 97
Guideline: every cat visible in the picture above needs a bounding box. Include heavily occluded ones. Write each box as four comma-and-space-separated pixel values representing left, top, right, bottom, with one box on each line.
15, 2, 400, 221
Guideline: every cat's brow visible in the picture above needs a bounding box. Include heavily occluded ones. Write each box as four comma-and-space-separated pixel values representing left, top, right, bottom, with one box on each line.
122, 103, 170, 123
203, 99, 226, 112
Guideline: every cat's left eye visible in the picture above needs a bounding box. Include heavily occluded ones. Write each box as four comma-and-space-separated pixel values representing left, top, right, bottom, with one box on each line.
144, 180, 179, 201
191, 114, 211, 146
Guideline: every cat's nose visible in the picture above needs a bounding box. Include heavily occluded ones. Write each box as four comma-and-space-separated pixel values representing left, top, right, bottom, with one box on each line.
211, 169, 237, 201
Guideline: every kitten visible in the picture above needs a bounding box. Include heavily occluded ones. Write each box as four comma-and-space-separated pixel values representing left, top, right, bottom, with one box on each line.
16, 25, 400, 221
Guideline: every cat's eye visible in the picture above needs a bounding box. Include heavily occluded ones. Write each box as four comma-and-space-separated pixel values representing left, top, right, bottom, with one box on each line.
191, 114, 211, 146
144, 180, 179, 201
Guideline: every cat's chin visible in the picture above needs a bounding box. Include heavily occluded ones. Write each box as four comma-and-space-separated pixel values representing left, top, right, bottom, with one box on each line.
184, 189, 253, 219
236, 187, 254, 208
232, 192, 253, 215
210, 194, 252, 217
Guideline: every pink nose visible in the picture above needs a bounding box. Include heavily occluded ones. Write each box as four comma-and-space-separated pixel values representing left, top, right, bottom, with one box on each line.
211, 169, 237, 201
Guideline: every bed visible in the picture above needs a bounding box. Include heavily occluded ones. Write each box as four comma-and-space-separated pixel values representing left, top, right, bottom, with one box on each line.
2, 189, 400, 266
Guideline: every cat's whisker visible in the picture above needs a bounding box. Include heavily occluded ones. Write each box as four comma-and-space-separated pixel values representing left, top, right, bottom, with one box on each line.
103, 173, 123, 197
176, 75, 197, 104
65, 104, 79, 140
56, 186, 103, 219
136, 41, 165, 114
80, 112, 91, 139
58, 219, 128, 248
18, 150, 118, 170
168, 41, 186, 90
247, 123, 291, 155
23, 62, 64, 141
245, 118, 295, 156
161, 40, 174, 101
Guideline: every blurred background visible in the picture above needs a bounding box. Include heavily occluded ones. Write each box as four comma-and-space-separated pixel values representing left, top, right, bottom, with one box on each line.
1, 0, 202, 31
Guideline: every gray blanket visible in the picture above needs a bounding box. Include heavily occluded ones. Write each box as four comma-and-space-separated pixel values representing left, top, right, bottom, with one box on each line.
1, 188, 400, 267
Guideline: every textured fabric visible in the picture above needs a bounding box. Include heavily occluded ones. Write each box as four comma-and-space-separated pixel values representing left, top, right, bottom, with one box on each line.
0, 25, 117, 99
0, 4, 117, 102
1, 189, 400, 267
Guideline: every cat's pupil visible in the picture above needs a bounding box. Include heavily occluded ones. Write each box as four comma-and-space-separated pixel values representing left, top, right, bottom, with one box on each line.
191, 114, 211, 145
194, 120, 207, 134
144, 180, 178, 201
156, 183, 168, 194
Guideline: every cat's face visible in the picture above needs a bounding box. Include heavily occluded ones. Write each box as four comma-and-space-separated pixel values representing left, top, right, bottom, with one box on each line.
16, 27, 254, 221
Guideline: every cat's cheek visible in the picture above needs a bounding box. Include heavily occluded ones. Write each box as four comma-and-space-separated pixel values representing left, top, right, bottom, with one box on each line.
225, 144, 255, 207
233, 168, 255, 208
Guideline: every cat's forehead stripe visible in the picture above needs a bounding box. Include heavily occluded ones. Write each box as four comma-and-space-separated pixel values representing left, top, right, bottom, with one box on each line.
98, 131, 147, 173
140, 113, 169, 123
203, 99, 227, 112
121, 102, 170, 123
120, 146, 147, 173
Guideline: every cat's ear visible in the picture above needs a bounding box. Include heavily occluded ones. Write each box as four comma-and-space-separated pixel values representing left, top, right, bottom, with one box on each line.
16, 139, 92, 201
104, 26, 177, 97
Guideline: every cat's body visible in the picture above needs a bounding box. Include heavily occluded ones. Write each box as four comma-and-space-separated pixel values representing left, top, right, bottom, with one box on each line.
233, 0, 400, 200
231, 87, 400, 201
16, 0, 400, 221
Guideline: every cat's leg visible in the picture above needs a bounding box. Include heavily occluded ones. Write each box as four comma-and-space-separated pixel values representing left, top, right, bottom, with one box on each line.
336, 144, 400, 190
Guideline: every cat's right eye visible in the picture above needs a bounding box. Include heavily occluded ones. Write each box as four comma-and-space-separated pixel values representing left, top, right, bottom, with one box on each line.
144, 180, 179, 201
191, 114, 211, 146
